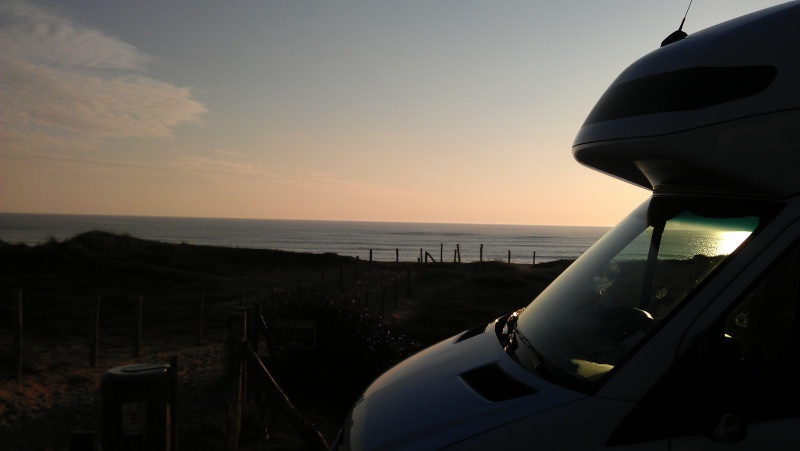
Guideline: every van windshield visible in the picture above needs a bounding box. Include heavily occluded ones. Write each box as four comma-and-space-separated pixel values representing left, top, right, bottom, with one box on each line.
515, 196, 778, 393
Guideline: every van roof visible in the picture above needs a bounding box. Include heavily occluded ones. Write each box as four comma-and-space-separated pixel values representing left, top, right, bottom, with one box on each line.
573, 2, 800, 197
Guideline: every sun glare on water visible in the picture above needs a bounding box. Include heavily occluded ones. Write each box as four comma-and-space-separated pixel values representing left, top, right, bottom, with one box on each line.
711, 231, 752, 256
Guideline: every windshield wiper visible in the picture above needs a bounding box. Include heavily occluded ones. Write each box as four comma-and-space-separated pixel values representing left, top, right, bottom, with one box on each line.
502, 311, 553, 381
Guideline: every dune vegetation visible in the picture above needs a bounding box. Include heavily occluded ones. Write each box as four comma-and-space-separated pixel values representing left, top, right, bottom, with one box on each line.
0, 231, 571, 450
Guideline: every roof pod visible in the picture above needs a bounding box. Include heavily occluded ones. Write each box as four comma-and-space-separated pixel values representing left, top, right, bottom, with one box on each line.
573, 1, 800, 196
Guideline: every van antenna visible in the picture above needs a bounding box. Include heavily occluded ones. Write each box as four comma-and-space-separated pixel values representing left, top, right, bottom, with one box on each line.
661, 0, 693, 47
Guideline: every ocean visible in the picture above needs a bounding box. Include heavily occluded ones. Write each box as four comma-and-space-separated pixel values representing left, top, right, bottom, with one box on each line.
0, 213, 609, 264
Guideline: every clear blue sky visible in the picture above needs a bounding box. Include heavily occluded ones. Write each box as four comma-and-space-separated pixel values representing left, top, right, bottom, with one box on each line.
0, 0, 787, 226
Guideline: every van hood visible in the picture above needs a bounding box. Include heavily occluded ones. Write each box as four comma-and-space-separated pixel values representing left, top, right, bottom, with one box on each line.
333, 321, 587, 450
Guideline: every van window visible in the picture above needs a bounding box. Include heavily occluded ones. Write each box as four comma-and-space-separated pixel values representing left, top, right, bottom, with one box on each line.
608, 237, 800, 446
514, 196, 779, 393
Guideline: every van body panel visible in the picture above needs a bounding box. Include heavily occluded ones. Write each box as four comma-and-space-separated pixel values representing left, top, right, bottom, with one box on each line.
440, 397, 656, 450
573, 1, 800, 195
573, 109, 800, 195
574, 2, 800, 148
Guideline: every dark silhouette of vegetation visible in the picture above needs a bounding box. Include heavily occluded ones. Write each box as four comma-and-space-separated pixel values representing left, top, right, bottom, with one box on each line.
0, 232, 572, 450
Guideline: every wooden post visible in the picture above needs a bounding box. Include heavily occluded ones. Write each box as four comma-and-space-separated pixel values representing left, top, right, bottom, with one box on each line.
245, 305, 258, 395
380, 285, 387, 318
508, 250, 511, 264
91, 295, 100, 368
198, 294, 205, 345
256, 303, 274, 358
15, 291, 22, 385
169, 355, 179, 451
396, 248, 399, 264
440, 243, 443, 262
533, 251, 536, 265
134, 295, 143, 358
225, 309, 247, 451
369, 249, 373, 264
419, 248, 423, 263
480, 244, 483, 262
457, 244, 461, 263
249, 304, 261, 355
453, 249, 457, 262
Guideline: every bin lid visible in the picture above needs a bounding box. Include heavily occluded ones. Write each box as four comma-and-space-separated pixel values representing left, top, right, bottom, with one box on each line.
104, 363, 170, 380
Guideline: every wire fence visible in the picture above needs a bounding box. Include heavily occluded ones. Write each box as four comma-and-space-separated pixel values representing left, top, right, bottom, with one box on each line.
0, 258, 423, 384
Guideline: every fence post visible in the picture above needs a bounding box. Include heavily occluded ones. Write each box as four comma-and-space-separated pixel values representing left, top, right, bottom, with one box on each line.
198, 294, 205, 345
91, 295, 100, 368
508, 250, 511, 264
134, 295, 143, 358
169, 355, 179, 451
225, 309, 247, 451
440, 243, 443, 262
380, 285, 387, 318
457, 244, 461, 263
396, 248, 399, 265
249, 304, 260, 355
15, 291, 23, 385
533, 251, 536, 265
480, 244, 483, 262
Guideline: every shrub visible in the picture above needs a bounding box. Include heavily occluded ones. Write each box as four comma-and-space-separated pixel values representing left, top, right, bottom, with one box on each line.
266, 296, 420, 409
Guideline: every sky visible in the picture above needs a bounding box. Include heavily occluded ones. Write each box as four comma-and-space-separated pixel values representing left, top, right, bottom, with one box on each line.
0, 0, 789, 226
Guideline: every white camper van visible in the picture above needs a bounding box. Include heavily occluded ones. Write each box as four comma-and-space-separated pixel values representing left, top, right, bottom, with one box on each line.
333, 2, 800, 449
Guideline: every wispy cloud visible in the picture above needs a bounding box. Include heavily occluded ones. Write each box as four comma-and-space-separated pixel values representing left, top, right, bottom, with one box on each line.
0, 1, 207, 150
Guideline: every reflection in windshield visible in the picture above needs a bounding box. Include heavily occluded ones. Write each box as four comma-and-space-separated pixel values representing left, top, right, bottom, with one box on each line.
709, 231, 753, 255
514, 197, 775, 393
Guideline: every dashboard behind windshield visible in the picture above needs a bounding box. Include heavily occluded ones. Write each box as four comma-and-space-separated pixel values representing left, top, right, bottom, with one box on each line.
515, 196, 779, 393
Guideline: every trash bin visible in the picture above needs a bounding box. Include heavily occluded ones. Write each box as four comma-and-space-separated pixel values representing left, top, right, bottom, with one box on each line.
102, 360, 177, 451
